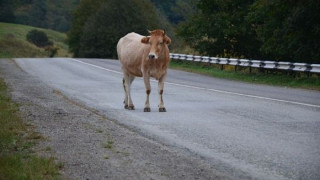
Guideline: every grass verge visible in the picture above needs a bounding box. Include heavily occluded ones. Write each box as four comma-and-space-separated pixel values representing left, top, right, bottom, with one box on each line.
170, 60, 320, 91
0, 77, 62, 179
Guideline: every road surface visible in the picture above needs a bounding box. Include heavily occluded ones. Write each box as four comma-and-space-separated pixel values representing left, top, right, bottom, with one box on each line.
12, 58, 320, 179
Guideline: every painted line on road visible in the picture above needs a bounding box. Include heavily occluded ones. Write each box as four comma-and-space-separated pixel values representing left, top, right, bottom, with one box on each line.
70, 58, 320, 108
69, 58, 122, 74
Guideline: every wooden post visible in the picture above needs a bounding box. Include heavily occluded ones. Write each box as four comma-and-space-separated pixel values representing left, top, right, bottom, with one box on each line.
220, 65, 224, 70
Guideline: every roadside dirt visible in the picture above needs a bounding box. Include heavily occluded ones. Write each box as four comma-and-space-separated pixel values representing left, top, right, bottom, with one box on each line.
0, 59, 230, 180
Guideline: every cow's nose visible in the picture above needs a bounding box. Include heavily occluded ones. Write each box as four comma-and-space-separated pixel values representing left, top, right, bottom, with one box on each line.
148, 54, 155, 59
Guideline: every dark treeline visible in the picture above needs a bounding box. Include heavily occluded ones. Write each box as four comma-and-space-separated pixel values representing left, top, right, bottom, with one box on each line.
0, 0, 79, 32
68, 0, 320, 63
178, 0, 320, 64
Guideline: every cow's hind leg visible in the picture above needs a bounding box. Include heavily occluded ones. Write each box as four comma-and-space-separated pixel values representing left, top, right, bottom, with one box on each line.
122, 78, 128, 107
123, 75, 135, 110
158, 75, 167, 112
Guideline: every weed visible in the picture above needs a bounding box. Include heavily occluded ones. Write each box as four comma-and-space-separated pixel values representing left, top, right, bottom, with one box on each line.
103, 143, 113, 149
103, 140, 114, 149
96, 129, 103, 133
44, 146, 52, 151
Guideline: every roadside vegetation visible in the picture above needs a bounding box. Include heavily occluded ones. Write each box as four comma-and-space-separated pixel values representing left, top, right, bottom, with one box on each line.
0, 78, 62, 179
177, 0, 320, 64
170, 60, 320, 91
0, 22, 71, 58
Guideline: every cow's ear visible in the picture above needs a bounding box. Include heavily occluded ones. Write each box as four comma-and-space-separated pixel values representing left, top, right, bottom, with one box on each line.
141, 36, 150, 44
164, 35, 171, 45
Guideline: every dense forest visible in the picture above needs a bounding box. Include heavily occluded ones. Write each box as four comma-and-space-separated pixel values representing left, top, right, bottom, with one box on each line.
0, 0, 319, 63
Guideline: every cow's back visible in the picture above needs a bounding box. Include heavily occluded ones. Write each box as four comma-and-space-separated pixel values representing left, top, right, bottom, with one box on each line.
117, 32, 149, 77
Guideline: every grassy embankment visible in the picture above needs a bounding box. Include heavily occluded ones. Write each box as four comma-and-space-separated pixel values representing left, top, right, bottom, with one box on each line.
170, 60, 320, 90
0, 78, 62, 179
0, 22, 71, 58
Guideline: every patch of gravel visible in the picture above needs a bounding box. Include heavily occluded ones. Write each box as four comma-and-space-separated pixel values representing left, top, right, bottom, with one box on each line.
0, 59, 230, 180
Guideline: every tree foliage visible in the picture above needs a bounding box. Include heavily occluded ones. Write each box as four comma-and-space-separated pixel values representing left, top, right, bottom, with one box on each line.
150, 0, 196, 24
247, 0, 320, 63
178, 0, 320, 63
26, 29, 53, 47
67, 0, 106, 57
3, 0, 79, 32
0, 0, 15, 22
28, 0, 48, 28
68, 0, 168, 58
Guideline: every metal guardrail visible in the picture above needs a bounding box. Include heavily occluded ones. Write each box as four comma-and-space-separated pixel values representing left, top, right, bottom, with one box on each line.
169, 53, 320, 73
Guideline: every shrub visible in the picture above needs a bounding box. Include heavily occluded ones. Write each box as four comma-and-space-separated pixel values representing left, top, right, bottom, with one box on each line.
26, 29, 53, 47
44, 46, 59, 57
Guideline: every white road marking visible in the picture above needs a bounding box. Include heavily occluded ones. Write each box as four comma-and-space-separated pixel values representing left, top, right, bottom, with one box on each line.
70, 58, 320, 108
70, 58, 122, 74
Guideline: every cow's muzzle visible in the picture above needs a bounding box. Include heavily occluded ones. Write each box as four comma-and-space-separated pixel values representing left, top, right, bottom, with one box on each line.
148, 53, 158, 60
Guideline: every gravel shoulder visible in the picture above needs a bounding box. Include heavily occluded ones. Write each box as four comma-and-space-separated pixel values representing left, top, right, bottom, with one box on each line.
0, 58, 231, 180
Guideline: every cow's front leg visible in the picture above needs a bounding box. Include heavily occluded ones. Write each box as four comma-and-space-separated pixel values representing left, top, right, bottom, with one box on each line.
158, 74, 167, 112
143, 75, 151, 112
123, 75, 135, 110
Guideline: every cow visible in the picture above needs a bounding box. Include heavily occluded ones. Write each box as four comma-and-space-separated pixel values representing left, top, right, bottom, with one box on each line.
117, 29, 171, 112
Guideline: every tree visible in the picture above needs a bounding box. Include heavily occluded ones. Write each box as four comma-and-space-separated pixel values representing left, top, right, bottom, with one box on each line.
69, 0, 165, 58
0, 0, 15, 22
247, 0, 320, 63
177, 0, 261, 59
28, 0, 48, 28
178, 0, 320, 63
67, 0, 107, 57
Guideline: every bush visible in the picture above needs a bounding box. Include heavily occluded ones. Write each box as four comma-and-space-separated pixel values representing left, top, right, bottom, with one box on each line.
26, 29, 53, 47
44, 46, 59, 57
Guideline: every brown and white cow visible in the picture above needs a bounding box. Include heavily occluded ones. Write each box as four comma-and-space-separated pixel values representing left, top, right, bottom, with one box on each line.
117, 29, 171, 112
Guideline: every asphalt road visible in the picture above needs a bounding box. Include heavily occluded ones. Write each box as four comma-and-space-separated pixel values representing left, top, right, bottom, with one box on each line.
14, 58, 320, 180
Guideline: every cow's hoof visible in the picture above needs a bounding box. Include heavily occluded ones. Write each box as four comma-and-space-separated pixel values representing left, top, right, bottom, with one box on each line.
144, 107, 151, 112
159, 108, 166, 112
125, 105, 135, 110
128, 106, 135, 110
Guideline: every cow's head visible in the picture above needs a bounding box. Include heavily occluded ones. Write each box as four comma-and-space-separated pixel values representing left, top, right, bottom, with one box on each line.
141, 29, 171, 60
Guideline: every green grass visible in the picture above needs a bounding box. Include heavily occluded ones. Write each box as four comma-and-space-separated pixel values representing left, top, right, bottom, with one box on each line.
0, 78, 62, 179
103, 141, 114, 149
170, 60, 320, 91
0, 22, 71, 58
